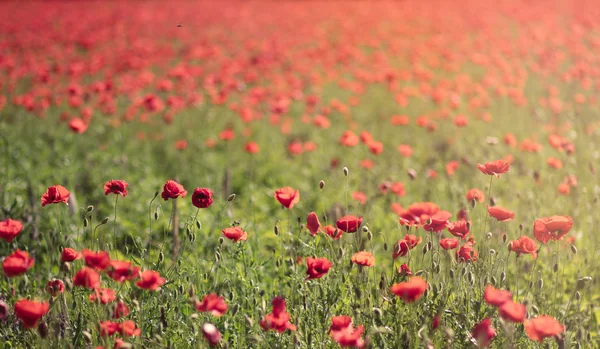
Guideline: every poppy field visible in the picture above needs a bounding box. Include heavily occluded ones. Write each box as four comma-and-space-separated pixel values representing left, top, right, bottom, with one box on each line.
1, 0, 600, 348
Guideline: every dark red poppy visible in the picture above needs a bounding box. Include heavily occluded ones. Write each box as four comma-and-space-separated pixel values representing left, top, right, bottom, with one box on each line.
202, 323, 222, 346
100, 321, 120, 336
499, 301, 526, 323
510, 236, 538, 259
260, 296, 296, 332
114, 301, 130, 319
306, 257, 332, 279
456, 243, 478, 262
2, 249, 34, 277
390, 276, 428, 303
82, 249, 111, 271
274, 187, 300, 209
335, 215, 362, 233
196, 294, 228, 317
472, 318, 496, 348
393, 234, 422, 259
398, 263, 412, 276
222, 227, 248, 242
14, 300, 49, 329
447, 220, 470, 239
439, 238, 459, 250
135, 270, 166, 291
0, 218, 23, 242
486, 205, 514, 222
89, 288, 116, 304
41, 185, 70, 207
306, 212, 321, 236
68, 118, 88, 134
398, 202, 440, 227
73, 267, 101, 289
328, 316, 366, 348
423, 210, 452, 232
61, 247, 82, 262
477, 159, 510, 177
351, 251, 375, 266
104, 180, 128, 197
192, 188, 214, 209
161, 180, 187, 200
107, 260, 140, 282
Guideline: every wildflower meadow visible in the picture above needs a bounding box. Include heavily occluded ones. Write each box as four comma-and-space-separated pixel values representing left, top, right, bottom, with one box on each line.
1, 1, 599, 348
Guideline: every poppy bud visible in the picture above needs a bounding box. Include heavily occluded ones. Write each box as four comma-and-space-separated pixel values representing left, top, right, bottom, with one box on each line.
231, 303, 239, 316
408, 169, 417, 180
531, 305, 539, 314
383, 242, 388, 251
449, 269, 455, 279
338, 247, 344, 258
190, 313, 199, 320
83, 218, 88, 228
215, 252, 221, 262
491, 276, 497, 286
422, 245, 428, 255
196, 220, 201, 229
519, 223, 523, 232
219, 237, 224, 245
502, 234, 507, 243
501, 271, 506, 282
379, 272, 386, 290
576, 291, 581, 301
460, 268, 467, 277
38, 321, 49, 338
101, 217, 109, 224
489, 196, 496, 206
343, 167, 349, 176
570, 244, 578, 255
367, 231, 373, 241
275, 258, 281, 269
189, 233, 196, 242
82, 331, 92, 343
158, 251, 164, 263
470, 198, 476, 208
188, 285, 195, 298
274, 225, 279, 235
86, 205, 94, 212
153, 190, 159, 200
468, 272, 475, 285
486, 232, 492, 239
245, 314, 254, 327
434, 263, 440, 274
319, 180, 325, 189
553, 263, 559, 273
227, 194, 236, 202
538, 278, 543, 290
489, 249, 496, 255
154, 211, 159, 220
507, 241, 513, 252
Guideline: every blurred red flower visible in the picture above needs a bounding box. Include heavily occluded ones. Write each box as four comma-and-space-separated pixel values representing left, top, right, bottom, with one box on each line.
390, 276, 427, 303
274, 186, 300, 209
41, 185, 70, 207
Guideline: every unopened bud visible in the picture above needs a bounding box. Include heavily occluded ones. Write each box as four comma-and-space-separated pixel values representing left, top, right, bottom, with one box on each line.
158, 251, 164, 263
274, 225, 279, 236
319, 180, 325, 189
570, 244, 578, 255
38, 321, 48, 338
101, 217, 109, 224
486, 232, 492, 239
537, 278, 543, 290
343, 167, 349, 176
83, 218, 88, 228
408, 169, 417, 180
86, 205, 94, 212
367, 231, 373, 241
502, 234, 507, 243
471, 199, 476, 208
575, 291, 581, 301
383, 242, 388, 251
500, 271, 506, 282
227, 194, 236, 202
553, 263, 559, 273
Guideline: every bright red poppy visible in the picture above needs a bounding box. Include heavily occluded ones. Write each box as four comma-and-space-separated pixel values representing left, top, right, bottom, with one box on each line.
466, 188, 485, 203
41, 185, 70, 206
335, 215, 362, 233
351, 251, 375, 267
484, 285, 512, 307
274, 187, 300, 209
14, 299, 49, 329
306, 257, 333, 279
2, 249, 34, 277
89, 288, 116, 305
398, 202, 440, 227
477, 159, 510, 177
533, 216, 573, 244
498, 300, 526, 323
486, 205, 514, 222
306, 212, 321, 236
524, 316, 564, 342
114, 301, 130, 319
510, 236, 538, 259
46, 279, 65, 297
161, 180, 187, 200
135, 270, 166, 291
61, 247, 82, 262
104, 180, 128, 197
328, 316, 366, 348
0, 218, 23, 242
324, 225, 343, 240
222, 226, 248, 242
260, 296, 296, 332
196, 294, 228, 317
393, 234, 422, 259
447, 220, 470, 239
390, 276, 428, 303
73, 267, 101, 289
456, 243, 478, 262
439, 238, 459, 250
82, 249, 111, 271
423, 210, 452, 232
107, 260, 141, 282
472, 318, 496, 348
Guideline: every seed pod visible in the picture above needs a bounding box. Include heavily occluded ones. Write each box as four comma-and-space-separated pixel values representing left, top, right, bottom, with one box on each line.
486, 232, 492, 239
570, 244, 578, 255
227, 194, 236, 202
343, 167, 349, 176
319, 180, 325, 189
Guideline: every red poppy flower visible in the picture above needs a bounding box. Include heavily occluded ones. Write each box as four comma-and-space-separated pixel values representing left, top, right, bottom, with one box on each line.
466, 188, 485, 203
339, 130, 359, 147
46, 279, 65, 297
524, 316, 564, 342
397, 144, 413, 157
484, 285, 512, 307
398, 202, 440, 227
324, 225, 342, 240
0, 218, 23, 242
446, 161, 460, 176
328, 316, 366, 348
73, 267, 101, 289
222, 226, 248, 242
456, 243, 478, 262
439, 238, 459, 250
161, 180, 187, 200
274, 187, 300, 209
41, 185, 70, 206
499, 300, 526, 323
260, 296, 296, 332
196, 294, 228, 317
61, 247, 82, 262
120, 320, 141, 337
100, 320, 120, 336
14, 299, 49, 329
104, 180, 128, 197
2, 249, 34, 277
398, 263, 412, 276
390, 182, 405, 197
69, 118, 88, 134
447, 221, 470, 239
351, 251, 375, 267
423, 210, 452, 232
336, 215, 362, 233
244, 141, 260, 154
390, 276, 428, 303
192, 188, 214, 209
82, 249, 111, 271
486, 205, 514, 222
202, 323, 222, 347
306, 257, 332, 279
89, 288, 116, 305
533, 216, 573, 244
472, 318, 496, 348
306, 212, 321, 236
477, 160, 510, 177
114, 301, 130, 319
510, 236, 538, 259
352, 191, 367, 205
393, 234, 422, 259
135, 270, 166, 291
107, 260, 140, 282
